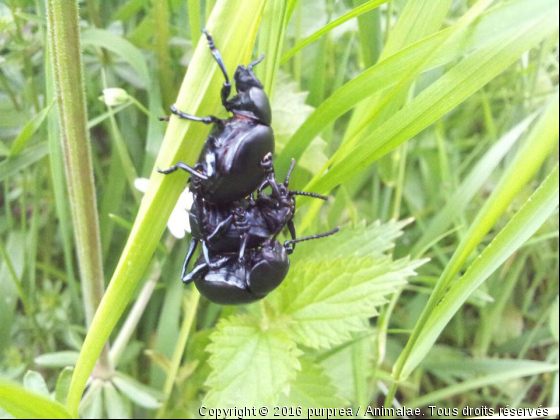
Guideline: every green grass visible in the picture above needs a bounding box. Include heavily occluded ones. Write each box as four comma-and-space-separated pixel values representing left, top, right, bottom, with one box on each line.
0, 0, 558, 418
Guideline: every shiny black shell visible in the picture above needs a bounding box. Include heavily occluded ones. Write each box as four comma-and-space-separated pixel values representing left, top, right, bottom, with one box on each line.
192, 241, 290, 305
189, 193, 294, 254
195, 117, 274, 204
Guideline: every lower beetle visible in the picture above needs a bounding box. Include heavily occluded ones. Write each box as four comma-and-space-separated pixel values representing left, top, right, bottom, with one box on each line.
186, 228, 340, 305
182, 159, 328, 277
158, 30, 276, 204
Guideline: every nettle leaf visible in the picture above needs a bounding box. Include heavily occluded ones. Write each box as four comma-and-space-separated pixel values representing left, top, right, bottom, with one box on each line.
272, 72, 328, 174
270, 221, 425, 349
279, 360, 348, 412
204, 315, 302, 408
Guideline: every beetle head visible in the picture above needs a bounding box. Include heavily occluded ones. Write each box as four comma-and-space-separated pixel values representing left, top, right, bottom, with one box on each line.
234, 54, 265, 92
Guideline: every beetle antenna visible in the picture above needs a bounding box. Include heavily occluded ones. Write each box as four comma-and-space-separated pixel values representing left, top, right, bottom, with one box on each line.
289, 191, 328, 201
248, 53, 266, 71
284, 227, 340, 248
284, 159, 296, 186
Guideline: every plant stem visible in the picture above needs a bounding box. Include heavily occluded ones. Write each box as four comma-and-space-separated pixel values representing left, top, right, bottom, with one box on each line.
110, 237, 177, 366
45, 0, 111, 375
156, 290, 200, 418
153, 0, 174, 108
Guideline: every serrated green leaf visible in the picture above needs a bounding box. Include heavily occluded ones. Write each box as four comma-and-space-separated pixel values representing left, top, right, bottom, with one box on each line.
204, 316, 301, 408
280, 360, 347, 415
0, 380, 72, 419
270, 222, 424, 349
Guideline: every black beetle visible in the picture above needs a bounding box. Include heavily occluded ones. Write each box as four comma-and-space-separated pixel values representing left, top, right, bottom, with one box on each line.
186, 228, 340, 305
158, 30, 276, 204
181, 159, 329, 277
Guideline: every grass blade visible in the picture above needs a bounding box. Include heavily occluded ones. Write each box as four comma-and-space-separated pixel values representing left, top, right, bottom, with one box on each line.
257, 0, 290, 96
409, 361, 559, 408
9, 100, 54, 157
302, 13, 558, 197
0, 380, 72, 420
0, 143, 49, 182
81, 28, 150, 85
393, 94, 559, 381
401, 165, 560, 379
280, 0, 390, 64
276, 0, 556, 174
411, 114, 536, 256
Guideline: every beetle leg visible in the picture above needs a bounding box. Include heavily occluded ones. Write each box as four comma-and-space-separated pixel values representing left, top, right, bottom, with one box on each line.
169, 104, 224, 126
181, 239, 199, 282
183, 261, 208, 284
238, 233, 250, 263
207, 215, 234, 242
202, 243, 228, 269
158, 162, 209, 180
202, 29, 232, 107
288, 219, 297, 242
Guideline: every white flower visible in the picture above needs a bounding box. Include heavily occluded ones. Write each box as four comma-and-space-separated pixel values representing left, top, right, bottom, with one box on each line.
100, 88, 130, 107
134, 178, 193, 239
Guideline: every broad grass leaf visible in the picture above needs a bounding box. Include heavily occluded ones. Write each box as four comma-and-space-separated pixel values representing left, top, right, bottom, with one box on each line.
270, 222, 425, 349
0, 381, 72, 419
400, 166, 560, 379
276, 0, 557, 174
257, 0, 290, 97
303, 13, 558, 197
392, 95, 559, 381
204, 316, 301, 408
